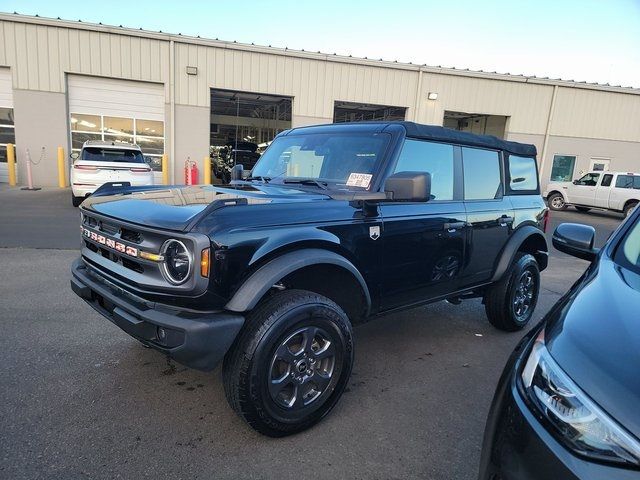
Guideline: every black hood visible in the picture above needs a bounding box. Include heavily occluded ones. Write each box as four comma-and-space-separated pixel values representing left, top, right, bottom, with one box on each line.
546, 258, 640, 438
81, 184, 329, 231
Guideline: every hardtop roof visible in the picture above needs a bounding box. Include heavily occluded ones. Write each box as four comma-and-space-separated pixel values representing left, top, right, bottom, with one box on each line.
285, 121, 537, 157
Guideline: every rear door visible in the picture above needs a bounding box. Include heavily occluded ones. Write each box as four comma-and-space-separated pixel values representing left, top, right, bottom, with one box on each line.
594, 173, 614, 208
460, 147, 514, 287
379, 139, 467, 310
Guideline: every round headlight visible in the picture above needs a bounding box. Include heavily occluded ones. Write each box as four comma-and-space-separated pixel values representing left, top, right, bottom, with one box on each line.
161, 240, 192, 285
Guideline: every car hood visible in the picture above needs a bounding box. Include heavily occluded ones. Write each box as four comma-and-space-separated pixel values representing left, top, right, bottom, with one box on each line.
545, 258, 640, 438
81, 184, 330, 231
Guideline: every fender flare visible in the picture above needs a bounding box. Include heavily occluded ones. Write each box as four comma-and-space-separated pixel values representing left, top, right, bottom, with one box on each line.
490, 226, 549, 282
225, 248, 372, 314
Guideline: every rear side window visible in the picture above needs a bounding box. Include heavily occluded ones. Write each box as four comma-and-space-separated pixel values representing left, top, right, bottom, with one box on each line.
394, 139, 454, 200
462, 147, 501, 200
81, 147, 145, 164
507, 155, 539, 192
601, 174, 613, 187
616, 175, 634, 189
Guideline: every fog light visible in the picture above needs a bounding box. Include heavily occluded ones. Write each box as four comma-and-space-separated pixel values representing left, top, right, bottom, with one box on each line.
157, 327, 167, 342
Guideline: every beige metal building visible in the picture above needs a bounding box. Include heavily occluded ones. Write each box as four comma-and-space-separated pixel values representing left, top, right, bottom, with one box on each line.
1, 12, 639, 190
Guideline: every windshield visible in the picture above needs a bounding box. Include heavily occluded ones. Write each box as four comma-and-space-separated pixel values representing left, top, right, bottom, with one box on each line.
615, 214, 640, 274
81, 147, 145, 164
251, 133, 390, 189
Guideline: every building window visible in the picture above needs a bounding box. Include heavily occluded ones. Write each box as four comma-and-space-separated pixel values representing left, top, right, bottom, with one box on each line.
70, 114, 164, 171
550, 155, 576, 182
393, 139, 454, 201
0, 107, 16, 163
462, 147, 502, 200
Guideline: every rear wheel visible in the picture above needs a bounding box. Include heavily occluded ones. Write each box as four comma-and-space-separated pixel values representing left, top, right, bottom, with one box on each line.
624, 201, 638, 218
222, 290, 354, 437
575, 206, 591, 213
547, 193, 566, 211
484, 253, 540, 331
71, 194, 84, 207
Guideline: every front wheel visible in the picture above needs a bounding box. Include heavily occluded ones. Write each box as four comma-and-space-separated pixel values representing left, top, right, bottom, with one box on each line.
484, 253, 540, 331
547, 193, 566, 211
222, 290, 354, 437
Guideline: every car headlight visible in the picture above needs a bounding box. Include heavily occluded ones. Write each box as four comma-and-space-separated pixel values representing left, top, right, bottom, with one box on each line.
160, 239, 192, 285
521, 330, 640, 467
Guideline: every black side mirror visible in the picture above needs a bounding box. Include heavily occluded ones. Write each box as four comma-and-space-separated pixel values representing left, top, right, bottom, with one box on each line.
384, 172, 431, 202
231, 164, 244, 181
552, 223, 598, 261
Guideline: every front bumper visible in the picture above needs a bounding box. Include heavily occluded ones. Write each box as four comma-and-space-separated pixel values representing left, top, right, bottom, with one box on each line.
70, 258, 244, 371
478, 331, 637, 480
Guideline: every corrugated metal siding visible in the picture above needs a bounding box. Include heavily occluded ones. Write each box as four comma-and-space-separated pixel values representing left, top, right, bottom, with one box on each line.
0, 20, 169, 95
68, 75, 164, 119
418, 73, 554, 135
174, 43, 419, 118
1, 17, 640, 143
551, 87, 640, 142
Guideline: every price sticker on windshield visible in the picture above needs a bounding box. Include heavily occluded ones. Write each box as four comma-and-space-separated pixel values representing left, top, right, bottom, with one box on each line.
346, 173, 372, 188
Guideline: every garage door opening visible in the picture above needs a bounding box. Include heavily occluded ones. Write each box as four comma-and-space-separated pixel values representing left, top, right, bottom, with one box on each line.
333, 101, 406, 123
210, 89, 292, 182
443, 111, 508, 138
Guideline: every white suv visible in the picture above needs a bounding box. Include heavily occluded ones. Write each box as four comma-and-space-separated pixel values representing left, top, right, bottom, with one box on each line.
544, 171, 640, 217
70, 141, 154, 207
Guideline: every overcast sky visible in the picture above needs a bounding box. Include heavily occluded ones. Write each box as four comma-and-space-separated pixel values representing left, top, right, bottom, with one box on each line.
2, 0, 639, 87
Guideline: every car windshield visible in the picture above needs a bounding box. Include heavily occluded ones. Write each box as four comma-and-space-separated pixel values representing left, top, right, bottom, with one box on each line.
616, 215, 640, 274
251, 133, 390, 189
81, 147, 145, 164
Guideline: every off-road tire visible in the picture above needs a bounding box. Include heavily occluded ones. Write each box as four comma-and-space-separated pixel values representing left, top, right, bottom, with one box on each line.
547, 193, 566, 211
72, 194, 84, 207
222, 289, 354, 437
624, 201, 638, 218
484, 253, 540, 332
575, 206, 591, 213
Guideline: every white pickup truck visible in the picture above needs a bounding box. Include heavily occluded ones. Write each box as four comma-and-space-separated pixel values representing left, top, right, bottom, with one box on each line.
544, 171, 640, 217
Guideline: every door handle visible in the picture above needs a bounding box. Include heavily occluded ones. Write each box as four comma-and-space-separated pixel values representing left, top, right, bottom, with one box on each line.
444, 222, 466, 232
498, 215, 514, 226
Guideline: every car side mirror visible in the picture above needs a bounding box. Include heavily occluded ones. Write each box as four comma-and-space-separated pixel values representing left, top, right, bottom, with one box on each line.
384, 172, 431, 202
70, 152, 79, 160
231, 164, 244, 181
572, 180, 579, 185
552, 223, 598, 261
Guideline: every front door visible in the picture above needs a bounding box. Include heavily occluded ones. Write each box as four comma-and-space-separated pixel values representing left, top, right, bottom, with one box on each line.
379, 138, 466, 310
566, 172, 600, 206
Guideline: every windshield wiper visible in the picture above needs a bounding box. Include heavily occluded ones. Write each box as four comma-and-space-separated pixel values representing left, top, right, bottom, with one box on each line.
245, 176, 271, 183
283, 179, 329, 190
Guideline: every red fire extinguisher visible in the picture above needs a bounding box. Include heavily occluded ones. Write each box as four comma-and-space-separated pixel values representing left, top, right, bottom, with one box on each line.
184, 158, 199, 185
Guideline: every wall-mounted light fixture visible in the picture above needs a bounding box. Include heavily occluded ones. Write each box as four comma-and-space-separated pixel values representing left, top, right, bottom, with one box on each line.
186, 66, 198, 76
427, 92, 438, 100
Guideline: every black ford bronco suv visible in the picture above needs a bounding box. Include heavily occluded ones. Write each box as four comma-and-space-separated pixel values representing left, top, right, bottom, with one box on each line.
71, 121, 549, 437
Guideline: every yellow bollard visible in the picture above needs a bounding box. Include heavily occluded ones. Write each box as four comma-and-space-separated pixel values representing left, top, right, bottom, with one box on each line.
162, 154, 169, 185
204, 156, 211, 185
57, 146, 67, 188
7, 143, 16, 186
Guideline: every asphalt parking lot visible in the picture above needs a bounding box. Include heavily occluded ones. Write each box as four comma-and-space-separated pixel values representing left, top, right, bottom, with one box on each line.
0, 187, 624, 480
